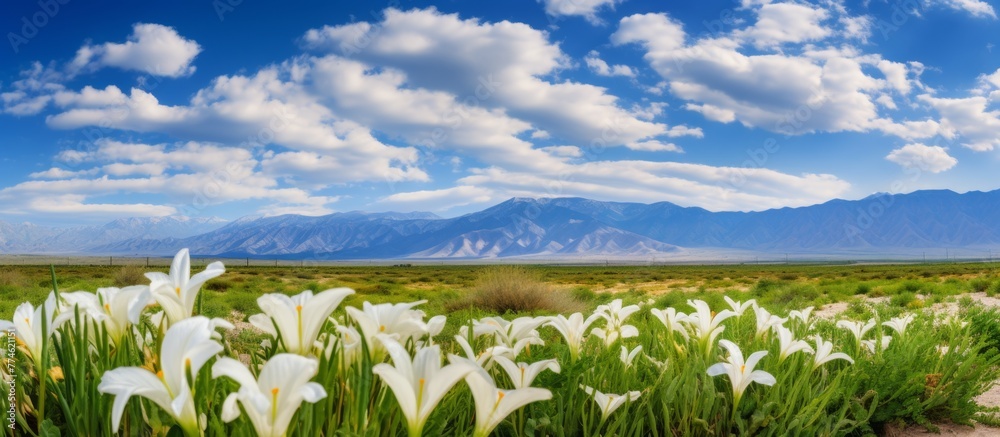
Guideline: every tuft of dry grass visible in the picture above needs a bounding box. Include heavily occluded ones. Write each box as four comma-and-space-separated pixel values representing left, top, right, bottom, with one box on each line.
114, 265, 147, 287
462, 265, 584, 314
0, 268, 28, 288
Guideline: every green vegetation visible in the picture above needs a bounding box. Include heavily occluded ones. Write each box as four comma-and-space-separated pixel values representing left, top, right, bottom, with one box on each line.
3, 261, 999, 322
2, 260, 1000, 436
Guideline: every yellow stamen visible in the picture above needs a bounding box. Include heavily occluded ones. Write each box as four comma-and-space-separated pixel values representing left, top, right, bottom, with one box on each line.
379, 325, 386, 332
104, 303, 111, 312
156, 370, 164, 379
175, 287, 181, 296
740, 365, 745, 374
271, 387, 280, 421
296, 305, 303, 348
417, 378, 425, 405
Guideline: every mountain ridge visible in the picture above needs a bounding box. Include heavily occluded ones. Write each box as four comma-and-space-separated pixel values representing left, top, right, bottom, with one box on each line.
4, 189, 1000, 258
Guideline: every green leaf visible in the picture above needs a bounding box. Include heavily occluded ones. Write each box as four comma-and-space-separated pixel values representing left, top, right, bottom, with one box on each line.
40, 419, 61, 437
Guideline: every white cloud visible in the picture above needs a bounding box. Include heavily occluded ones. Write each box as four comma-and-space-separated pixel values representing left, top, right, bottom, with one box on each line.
29, 167, 98, 179
70, 23, 202, 77
43, 66, 426, 183
453, 160, 851, 212
877, 60, 911, 95
0, 139, 339, 219
931, 0, 997, 18
24, 194, 178, 216
1, 62, 65, 115
584, 51, 635, 77
612, 10, 923, 137
540, 0, 624, 24
540, 145, 584, 157
302, 8, 688, 148
626, 140, 682, 152
738, 3, 831, 49
840, 15, 873, 41
885, 143, 958, 173
376, 185, 495, 212
919, 94, 1000, 151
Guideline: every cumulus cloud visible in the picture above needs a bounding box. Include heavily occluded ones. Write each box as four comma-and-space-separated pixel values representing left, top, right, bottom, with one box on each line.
539, 0, 624, 24
302, 8, 691, 148
612, 9, 928, 138
584, 51, 635, 77
70, 23, 202, 77
919, 94, 1000, 151
737, 3, 831, 49
43, 66, 426, 184
885, 144, 958, 173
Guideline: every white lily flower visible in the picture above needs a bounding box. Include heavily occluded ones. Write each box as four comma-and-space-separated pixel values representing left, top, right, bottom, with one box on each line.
132, 249, 226, 326
811, 335, 855, 369
9, 294, 65, 367
95, 286, 148, 345
493, 356, 560, 389
580, 385, 641, 420
882, 314, 915, 336
707, 340, 775, 407
650, 307, 690, 349
788, 306, 814, 328
753, 306, 787, 338
619, 345, 643, 368
419, 315, 447, 347
248, 288, 354, 356
466, 316, 547, 357
861, 335, 892, 354
98, 316, 229, 436
723, 296, 757, 316
591, 300, 641, 347
465, 370, 552, 437
545, 313, 602, 361
347, 300, 434, 358
775, 325, 813, 361
372, 336, 478, 437
213, 354, 327, 437
336, 325, 363, 368
594, 299, 642, 325
590, 324, 639, 347
684, 300, 735, 354
454, 335, 513, 370
836, 319, 876, 342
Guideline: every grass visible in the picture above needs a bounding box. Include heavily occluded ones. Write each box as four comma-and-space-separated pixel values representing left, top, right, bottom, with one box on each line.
112, 264, 146, 287
1, 262, 998, 322
451, 265, 585, 314
3, 259, 1000, 436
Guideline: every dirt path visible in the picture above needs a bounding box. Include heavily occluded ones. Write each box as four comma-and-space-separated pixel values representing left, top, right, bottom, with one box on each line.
815, 293, 1000, 436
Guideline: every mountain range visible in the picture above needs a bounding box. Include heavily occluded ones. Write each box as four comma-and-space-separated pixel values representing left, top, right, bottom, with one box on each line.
3, 189, 1000, 259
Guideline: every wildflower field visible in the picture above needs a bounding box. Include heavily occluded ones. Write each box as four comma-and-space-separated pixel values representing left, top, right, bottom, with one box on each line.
3, 252, 1000, 436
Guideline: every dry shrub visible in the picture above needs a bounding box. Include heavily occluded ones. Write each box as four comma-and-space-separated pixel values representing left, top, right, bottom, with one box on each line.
114, 265, 147, 287
0, 268, 28, 288
466, 265, 583, 314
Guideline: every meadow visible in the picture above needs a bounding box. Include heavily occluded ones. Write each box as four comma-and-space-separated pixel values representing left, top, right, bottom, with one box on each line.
2, 255, 1000, 436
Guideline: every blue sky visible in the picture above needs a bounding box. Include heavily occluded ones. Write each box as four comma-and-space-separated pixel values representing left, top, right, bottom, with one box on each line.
2, 0, 1000, 226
